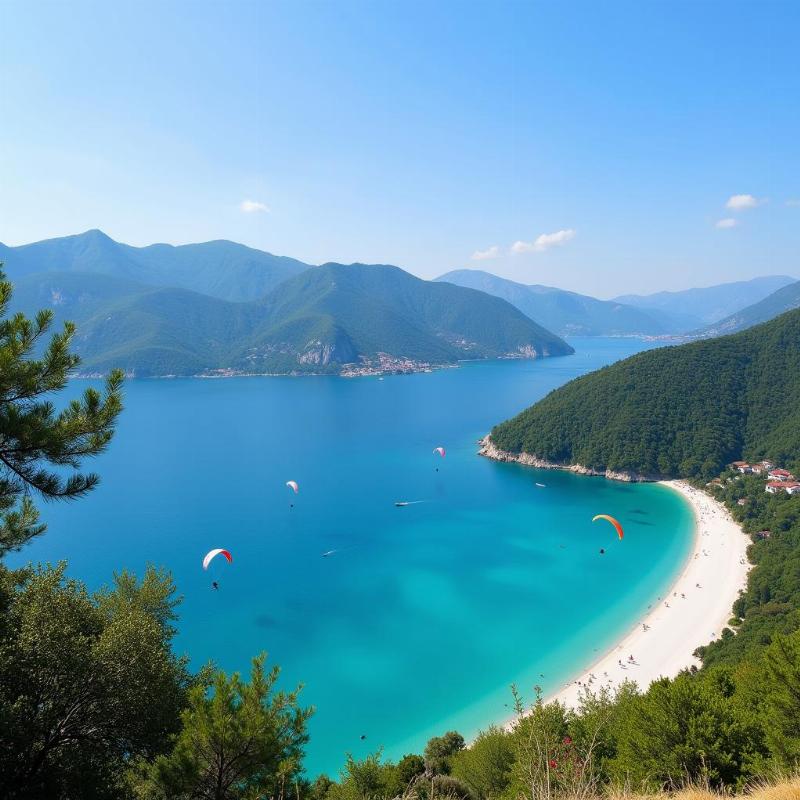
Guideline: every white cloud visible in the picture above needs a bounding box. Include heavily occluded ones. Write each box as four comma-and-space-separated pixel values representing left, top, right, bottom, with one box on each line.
240, 199, 271, 214
725, 194, 760, 211
511, 228, 576, 254
716, 217, 738, 229
786, 199, 800, 207
471, 245, 501, 261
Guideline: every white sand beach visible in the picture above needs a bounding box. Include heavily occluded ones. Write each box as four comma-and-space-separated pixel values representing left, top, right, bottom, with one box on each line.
547, 480, 751, 709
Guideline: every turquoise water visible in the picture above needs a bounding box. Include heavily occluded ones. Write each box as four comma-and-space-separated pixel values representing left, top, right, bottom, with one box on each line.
10, 338, 693, 776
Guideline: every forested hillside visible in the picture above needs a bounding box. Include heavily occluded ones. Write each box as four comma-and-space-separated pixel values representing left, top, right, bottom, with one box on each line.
490, 308, 800, 479
6, 262, 573, 376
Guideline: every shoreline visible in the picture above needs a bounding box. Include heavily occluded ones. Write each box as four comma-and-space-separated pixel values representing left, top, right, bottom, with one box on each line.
478, 435, 658, 482
538, 480, 751, 712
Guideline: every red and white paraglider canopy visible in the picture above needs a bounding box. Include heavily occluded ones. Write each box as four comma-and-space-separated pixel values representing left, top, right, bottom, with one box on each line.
286, 480, 299, 494
203, 548, 233, 570
433, 446, 446, 458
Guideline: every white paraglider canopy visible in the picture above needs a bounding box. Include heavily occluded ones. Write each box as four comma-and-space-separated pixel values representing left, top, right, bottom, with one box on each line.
203, 548, 232, 570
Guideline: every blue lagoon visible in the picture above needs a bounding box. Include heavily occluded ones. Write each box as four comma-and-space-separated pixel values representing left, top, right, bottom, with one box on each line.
11, 338, 693, 775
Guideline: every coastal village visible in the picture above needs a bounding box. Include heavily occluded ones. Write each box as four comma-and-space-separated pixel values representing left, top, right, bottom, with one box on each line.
728, 459, 800, 495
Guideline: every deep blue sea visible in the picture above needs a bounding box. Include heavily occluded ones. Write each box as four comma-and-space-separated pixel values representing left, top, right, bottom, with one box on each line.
10, 338, 693, 776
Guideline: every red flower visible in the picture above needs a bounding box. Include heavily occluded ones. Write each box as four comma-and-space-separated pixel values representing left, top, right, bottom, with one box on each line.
549, 759, 558, 769
563, 735, 572, 745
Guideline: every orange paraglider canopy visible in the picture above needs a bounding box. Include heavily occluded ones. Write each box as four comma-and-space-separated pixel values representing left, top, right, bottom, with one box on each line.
592, 514, 624, 540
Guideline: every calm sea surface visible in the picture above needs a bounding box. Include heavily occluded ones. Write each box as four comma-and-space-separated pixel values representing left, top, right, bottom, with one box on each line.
10, 338, 693, 775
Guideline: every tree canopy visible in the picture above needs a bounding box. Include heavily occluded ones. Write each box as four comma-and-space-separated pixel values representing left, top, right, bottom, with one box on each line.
490, 308, 800, 480
0, 563, 192, 798
136, 654, 312, 800
0, 266, 123, 556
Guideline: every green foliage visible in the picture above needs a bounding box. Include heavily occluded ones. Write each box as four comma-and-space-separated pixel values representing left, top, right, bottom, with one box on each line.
308, 774, 336, 800
331, 750, 400, 800
699, 475, 800, 667
138, 653, 312, 800
425, 775, 474, 800
450, 727, 513, 799
397, 754, 426, 786
0, 562, 191, 799
504, 692, 573, 800
490, 308, 800, 480
762, 630, 800, 766
606, 670, 767, 789
0, 266, 123, 554
424, 731, 466, 775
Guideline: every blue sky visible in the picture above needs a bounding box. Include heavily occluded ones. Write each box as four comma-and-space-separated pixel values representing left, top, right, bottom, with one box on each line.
1, 0, 797, 297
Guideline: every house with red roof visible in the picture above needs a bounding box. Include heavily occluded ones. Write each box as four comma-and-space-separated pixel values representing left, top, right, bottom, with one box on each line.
768, 469, 795, 482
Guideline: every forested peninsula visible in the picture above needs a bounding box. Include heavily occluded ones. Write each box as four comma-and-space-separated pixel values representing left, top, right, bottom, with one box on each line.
488, 308, 800, 480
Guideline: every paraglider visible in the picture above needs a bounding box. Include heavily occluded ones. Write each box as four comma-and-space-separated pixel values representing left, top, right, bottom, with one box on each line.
322, 550, 337, 558
211, 581, 219, 590
286, 480, 299, 494
433, 446, 446, 458
202, 549, 233, 570
535, 482, 546, 488
592, 514, 624, 540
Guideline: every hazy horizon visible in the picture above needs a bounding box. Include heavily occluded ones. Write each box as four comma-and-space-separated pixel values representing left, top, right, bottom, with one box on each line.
1, 227, 796, 302
1, 1, 797, 297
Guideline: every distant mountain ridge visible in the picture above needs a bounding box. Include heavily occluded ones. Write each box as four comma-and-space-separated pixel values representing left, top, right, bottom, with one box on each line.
436, 269, 674, 335
0, 229, 310, 301
5, 252, 573, 376
614, 275, 797, 330
3, 229, 793, 376
692, 280, 800, 338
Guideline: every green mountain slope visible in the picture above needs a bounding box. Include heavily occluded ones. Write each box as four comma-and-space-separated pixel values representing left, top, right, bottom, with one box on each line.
489, 308, 800, 479
693, 280, 800, 338
7, 263, 572, 376
244, 263, 574, 372
437, 269, 671, 335
613, 275, 796, 330
0, 229, 310, 300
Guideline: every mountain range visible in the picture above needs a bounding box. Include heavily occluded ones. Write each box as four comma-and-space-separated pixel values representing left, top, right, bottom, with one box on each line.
691, 280, 800, 339
436, 270, 674, 335
613, 275, 796, 330
1, 234, 573, 376
438, 270, 797, 335
1, 229, 797, 376
0, 229, 309, 302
